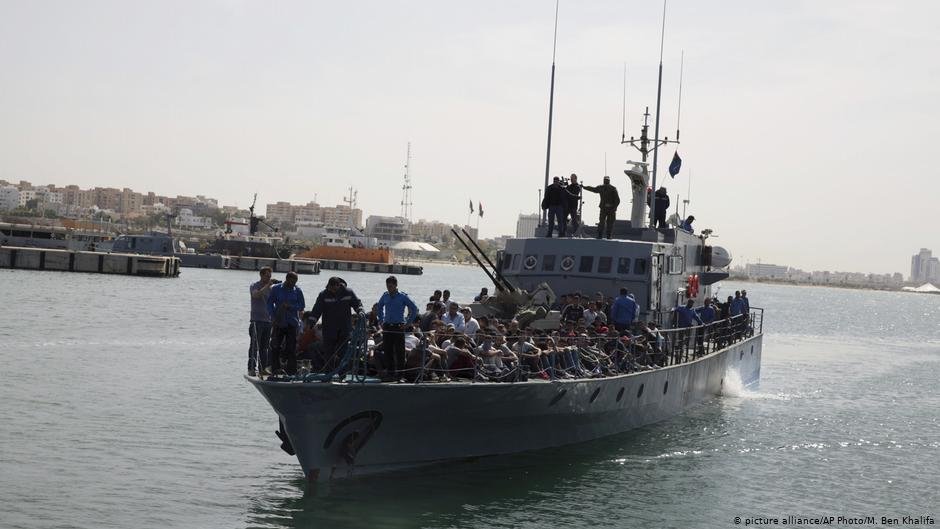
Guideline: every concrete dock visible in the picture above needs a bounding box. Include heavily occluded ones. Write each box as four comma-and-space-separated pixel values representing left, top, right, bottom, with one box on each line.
0, 246, 180, 277
222, 256, 320, 274
317, 259, 422, 275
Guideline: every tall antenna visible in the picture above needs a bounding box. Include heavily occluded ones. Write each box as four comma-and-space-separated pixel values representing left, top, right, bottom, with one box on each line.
621, 63, 627, 143
649, 0, 667, 229
542, 0, 560, 227
676, 50, 684, 141
344, 186, 358, 228
400, 142, 413, 222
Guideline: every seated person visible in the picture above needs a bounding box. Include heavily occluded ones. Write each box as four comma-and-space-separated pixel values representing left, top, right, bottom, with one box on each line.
445, 336, 480, 379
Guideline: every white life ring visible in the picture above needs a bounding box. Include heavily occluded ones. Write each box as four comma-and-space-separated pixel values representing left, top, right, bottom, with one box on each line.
524, 255, 538, 270
560, 255, 575, 271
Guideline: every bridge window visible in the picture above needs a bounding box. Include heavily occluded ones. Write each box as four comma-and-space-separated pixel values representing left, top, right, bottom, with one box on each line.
542, 254, 556, 271
634, 258, 647, 275
502, 254, 513, 270
617, 257, 631, 274
667, 255, 683, 274
598, 256, 612, 274
579, 256, 594, 273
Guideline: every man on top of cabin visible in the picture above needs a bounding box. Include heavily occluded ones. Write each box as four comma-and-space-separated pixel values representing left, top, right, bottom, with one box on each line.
583, 176, 621, 239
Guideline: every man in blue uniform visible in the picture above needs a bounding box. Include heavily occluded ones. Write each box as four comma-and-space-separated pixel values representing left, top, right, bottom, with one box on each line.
674, 299, 703, 328
307, 276, 363, 369
267, 271, 305, 375
610, 288, 638, 333
377, 275, 419, 381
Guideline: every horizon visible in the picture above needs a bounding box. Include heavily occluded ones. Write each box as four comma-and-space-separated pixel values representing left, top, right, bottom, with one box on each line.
1, 1, 937, 275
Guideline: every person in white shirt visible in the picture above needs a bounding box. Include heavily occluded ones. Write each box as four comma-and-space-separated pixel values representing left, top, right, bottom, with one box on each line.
461, 307, 480, 339
583, 302, 600, 326
440, 302, 466, 333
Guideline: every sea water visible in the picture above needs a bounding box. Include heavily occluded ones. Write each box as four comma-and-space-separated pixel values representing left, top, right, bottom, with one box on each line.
0, 266, 937, 528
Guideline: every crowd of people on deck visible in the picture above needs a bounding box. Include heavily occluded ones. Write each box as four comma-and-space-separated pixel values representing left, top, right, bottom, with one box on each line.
247, 267, 754, 383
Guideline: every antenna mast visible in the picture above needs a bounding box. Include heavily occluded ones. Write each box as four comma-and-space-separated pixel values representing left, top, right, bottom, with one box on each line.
541, 0, 560, 227
649, 0, 667, 229
400, 142, 413, 222
344, 186, 358, 228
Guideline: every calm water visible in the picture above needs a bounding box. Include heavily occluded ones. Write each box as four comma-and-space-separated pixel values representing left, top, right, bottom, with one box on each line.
1, 265, 938, 529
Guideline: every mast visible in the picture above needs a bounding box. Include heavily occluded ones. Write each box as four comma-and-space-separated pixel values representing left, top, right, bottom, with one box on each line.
541, 0, 560, 227
649, 0, 667, 229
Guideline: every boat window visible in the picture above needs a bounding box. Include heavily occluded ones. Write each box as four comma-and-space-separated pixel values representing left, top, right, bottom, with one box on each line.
634, 258, 648, 275
617, 257, 631, 274
667, 255, 683, 274
542, 254, 556, 271
502, 253, 514, 270
512, 254, 521, 270
130, 237, 136, 249
579, 256, 594, 273
598, 256, 612, 274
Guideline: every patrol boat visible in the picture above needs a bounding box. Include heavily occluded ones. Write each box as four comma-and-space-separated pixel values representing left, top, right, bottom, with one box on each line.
246, 19, 763, 481
245, 118, 763, 483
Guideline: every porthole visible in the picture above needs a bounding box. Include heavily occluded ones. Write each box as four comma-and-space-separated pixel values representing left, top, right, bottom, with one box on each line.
549, 389, 567, 406
616, 387, 625, 402
637, 384, 644, 398
750, 345, 754, 355
663, 380, 669, 394
739, 351, 744, 360
590, 388, 601, 403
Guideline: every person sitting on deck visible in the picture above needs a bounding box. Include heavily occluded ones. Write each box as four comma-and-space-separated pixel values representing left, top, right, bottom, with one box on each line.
440, 301, 466, 333
461, 307, 480, 339
474, 287, 489, 302
561, 293, 585, 324
445, 336, 480, 379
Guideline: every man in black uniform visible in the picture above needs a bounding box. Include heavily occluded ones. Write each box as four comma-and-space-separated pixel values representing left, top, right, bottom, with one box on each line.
541, 176, 566, 237
306, 276, 364, 368
583, 176, 621, 239
564, 173, 582, 236
647, 186, 670, 228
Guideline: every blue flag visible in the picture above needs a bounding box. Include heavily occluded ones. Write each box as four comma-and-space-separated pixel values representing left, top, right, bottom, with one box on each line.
669, 151, 682, 178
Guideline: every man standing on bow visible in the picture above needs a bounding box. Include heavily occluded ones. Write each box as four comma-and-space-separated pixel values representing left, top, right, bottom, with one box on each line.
541, 176, 566, 238
307, 276, 363, 369
267, 271, 305, 375
583, 176, 621, 239
377, 275, 420, 381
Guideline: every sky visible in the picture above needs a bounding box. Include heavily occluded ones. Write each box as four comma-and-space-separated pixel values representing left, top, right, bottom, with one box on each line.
1, 0, 938, 275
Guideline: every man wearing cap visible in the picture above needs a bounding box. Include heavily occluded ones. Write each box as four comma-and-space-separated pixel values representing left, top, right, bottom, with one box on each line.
583, 176, 621, 239
541, 176, 566, 237
377, 275, 420, 381
307, 276, 363, 368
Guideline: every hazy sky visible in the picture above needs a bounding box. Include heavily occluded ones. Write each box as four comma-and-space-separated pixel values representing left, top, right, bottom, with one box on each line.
1, 1, 938, 274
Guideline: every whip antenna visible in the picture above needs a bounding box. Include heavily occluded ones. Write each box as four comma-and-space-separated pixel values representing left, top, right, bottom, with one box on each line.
676, 50, 684, 141
649, 0, 667, 228
541, 0, 560, 226
621, 63, 627, 142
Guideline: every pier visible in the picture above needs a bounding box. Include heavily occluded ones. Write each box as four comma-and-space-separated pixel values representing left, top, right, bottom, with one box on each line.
0, 246, 180, 277
222, 256, 320, 275
317, 259, 422, 275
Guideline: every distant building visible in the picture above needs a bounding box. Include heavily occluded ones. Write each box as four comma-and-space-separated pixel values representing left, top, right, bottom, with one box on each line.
176, 208, 214, 230
0, 186, 20, 212
744, 263, 789, 279
910, 248, 938, 284
516, 213, 539, 238
365, 215, 410, 242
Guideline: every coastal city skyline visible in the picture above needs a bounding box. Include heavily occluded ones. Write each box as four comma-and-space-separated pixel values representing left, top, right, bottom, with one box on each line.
2, 176, 935, 285
2, 1, 937, 275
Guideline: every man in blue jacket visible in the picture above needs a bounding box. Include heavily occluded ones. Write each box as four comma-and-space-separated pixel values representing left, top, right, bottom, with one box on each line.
267, 271, 305, 375
610, 288, 638, 333
377, 275, 420, 381
307, 276, 363, 369
674, 299, 703, 328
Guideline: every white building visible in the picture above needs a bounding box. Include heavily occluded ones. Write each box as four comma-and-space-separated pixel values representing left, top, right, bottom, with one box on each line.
516, 213, 540, 238
745, 263, 789, 279
0, 186, 20, 212
365, 215, 411, 242
176, 208, 214, 229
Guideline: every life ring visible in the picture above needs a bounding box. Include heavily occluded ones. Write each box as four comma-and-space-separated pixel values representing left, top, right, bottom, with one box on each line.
524, 255, 537, 270
686, 274, 700, 298
560, 255, 575, 272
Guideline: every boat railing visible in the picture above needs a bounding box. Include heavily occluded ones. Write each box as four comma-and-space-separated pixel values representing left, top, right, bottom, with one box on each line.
259, 307, 764, 384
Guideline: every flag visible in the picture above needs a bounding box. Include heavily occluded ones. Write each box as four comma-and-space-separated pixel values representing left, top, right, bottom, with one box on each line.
669, 151, 682, 178
478, 202, 483, 218
469, 199, 474, 214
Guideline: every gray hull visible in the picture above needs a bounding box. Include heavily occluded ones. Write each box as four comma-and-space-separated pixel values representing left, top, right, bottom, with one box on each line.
248, 334, 762, 482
